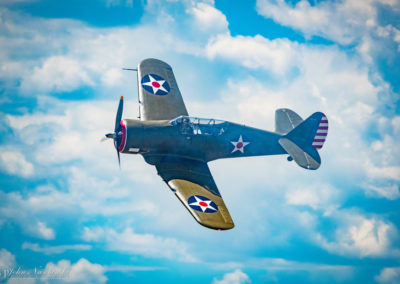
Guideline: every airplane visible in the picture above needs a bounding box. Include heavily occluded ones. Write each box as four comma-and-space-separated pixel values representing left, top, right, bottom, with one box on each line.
103, 58, 328, 230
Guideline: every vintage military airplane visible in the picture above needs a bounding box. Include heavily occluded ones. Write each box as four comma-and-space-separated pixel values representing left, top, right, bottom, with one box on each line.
103, 58, 328, 230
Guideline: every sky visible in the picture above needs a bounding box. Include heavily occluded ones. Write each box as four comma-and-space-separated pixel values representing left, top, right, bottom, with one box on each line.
0, 0, 399, 283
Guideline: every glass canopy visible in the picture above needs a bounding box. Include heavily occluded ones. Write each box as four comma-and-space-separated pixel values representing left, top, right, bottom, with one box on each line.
170, 116, 228, 136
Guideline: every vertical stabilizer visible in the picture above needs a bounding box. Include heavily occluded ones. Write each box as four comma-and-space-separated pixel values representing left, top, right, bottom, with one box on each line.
275, 108, 303, 134
279, 112, 328, 170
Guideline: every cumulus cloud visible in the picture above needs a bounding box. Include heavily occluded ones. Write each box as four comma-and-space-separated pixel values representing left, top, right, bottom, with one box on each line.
0, 150, 34, 177
363, 184, 400, 200
317, 213, 398, 257
36, 221, 55, 240
21, 56, 94, 94
213, 269, 250, 284
256, 0, 398, 45
0, 191, 57, 239
375, 267, 400, 284
0, 248, 16, 268
82, 226, 197, 262
255, 0, 400, 90
206, 34, 297, 75
285, 184, 340, 213
189, 2, 228, 32
364, 162, 400, 181
41, 258, 107, 284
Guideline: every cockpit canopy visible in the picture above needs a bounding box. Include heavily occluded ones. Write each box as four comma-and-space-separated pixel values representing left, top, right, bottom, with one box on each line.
170, 116, 228, 136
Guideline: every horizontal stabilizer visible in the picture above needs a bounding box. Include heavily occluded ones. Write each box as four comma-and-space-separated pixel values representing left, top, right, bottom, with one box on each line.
279, 138, 320, 170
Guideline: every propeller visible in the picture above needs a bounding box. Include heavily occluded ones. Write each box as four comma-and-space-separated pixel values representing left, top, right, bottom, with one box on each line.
103, 96, 124, 167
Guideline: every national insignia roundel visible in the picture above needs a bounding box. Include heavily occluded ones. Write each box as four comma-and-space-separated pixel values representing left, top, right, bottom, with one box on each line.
141, 74, 170, 96
187, 195, 218, 213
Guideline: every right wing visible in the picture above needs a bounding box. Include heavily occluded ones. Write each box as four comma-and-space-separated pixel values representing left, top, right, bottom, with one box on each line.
153, 156, 234, 230
137, 58, 188, 121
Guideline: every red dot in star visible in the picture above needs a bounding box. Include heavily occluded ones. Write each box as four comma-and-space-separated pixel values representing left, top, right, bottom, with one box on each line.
199, 201, 208, 207
237, 142, 243, 148
152, 81, 160, 88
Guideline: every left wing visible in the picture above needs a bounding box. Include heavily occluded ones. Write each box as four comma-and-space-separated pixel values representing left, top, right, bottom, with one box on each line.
153, 156, 234, 230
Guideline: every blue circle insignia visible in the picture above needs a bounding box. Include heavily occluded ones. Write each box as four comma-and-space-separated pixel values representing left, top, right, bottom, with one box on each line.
187, 195, 218, 213
141, 73, 170, 96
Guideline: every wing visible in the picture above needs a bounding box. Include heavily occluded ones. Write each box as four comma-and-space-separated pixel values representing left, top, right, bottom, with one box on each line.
153, 156, 234, 230
137, 58, 188, 121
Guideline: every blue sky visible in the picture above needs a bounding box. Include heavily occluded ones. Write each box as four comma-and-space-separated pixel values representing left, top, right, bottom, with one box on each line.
0, 0, 399, 283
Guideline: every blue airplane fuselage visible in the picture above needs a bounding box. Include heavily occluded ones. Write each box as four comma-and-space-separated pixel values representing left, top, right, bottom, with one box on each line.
120, 117, 286, 164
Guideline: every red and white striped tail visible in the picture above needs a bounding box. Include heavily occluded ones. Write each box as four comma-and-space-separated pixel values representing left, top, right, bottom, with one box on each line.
312, 114, 328, 150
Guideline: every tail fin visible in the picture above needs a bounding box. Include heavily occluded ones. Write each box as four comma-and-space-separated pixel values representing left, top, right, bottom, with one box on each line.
275, 108, 303, 134
278, 112, 328, 170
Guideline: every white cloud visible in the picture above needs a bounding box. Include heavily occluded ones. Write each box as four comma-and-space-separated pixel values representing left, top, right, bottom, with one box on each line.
317, 213, 398, 257
392, 116, 400, 135
215, 257, 354, 282
375, 267, 400, 284
285, 184, 340, 213
363, 184, 400, 200
36, 221, 55, 240
22, 242, 91, 255
101, 68, 123, 86
364, 162, 400, 181
21, 56, 94, 94
255, 0, 400, 78
0, 150, 34, 177
0, 248, 16, 268
82, 226, 197, 262
213, 269, 250, 284
42, 258, 107, 284
0, 6, 206, 98
206, 34, 296, 75
256, 0, 398, 45
189, 2, 228, 32
0, 191, 57, 239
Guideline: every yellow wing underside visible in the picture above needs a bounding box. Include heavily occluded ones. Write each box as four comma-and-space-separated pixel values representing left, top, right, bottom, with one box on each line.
168, 179, 234, 230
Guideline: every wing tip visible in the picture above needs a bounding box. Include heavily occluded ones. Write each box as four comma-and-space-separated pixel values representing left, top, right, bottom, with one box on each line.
197, 220, 235, 231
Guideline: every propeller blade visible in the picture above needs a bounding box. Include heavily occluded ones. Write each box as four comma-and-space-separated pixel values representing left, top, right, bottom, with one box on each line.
115, 96, 124, 132
100, 136, 108, 142
117, 149, 121, 168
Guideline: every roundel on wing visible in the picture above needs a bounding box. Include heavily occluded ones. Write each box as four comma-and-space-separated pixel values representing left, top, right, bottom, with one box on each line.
188, 195, 218, 213
141, 74, 170, 96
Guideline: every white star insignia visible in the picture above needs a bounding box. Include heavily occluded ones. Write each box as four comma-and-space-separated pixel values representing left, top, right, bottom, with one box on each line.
188, 196, 217, 212
142, 75, 168, 94
231, 135, 250, 153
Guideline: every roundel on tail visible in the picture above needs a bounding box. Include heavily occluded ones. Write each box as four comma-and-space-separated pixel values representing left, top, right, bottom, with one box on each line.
312, 114, 328, 150
141, 74, 170, 95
